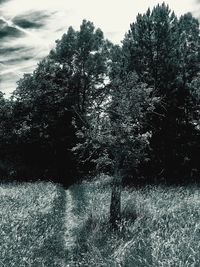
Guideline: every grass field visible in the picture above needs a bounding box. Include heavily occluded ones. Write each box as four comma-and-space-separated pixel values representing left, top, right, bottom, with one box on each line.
0, 181, 66, 267
67, 175, 200, 266
1, 177, 200, 266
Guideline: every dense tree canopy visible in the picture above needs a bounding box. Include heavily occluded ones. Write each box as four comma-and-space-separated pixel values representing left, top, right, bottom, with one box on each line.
1, 20, 110, 185
0, 4, 199, 187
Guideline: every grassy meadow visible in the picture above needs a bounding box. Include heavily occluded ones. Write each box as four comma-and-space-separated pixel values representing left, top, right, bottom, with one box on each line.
0, 182, 66, 266
0, 176, 200, 266
67, 175, 200, 266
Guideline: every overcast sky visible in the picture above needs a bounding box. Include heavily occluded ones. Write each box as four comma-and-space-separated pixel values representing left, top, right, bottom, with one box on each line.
0, 0, 200, 96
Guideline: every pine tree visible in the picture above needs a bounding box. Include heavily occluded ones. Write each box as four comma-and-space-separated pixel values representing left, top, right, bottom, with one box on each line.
121, 4, 200, 183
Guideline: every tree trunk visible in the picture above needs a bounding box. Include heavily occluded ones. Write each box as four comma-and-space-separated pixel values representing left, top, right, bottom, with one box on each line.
110, 168, 122, 230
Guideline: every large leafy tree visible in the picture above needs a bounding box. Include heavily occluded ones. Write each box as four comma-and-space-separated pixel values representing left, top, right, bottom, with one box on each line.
10, 20, 110, 184
49, 20, 111, 176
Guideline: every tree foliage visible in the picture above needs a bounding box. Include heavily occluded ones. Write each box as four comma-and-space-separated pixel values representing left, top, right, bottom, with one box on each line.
0, 5, 199, 188
121, 3, 200, 183
1, 20, 110, 185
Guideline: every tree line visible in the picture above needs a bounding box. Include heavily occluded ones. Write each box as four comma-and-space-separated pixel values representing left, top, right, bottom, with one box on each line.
0, 3, 199, 187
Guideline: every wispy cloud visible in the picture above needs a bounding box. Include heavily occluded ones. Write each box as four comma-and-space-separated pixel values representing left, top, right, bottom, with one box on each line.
12, 11, 48, 29
0, 16, 47, 40
0, 17, 24, 38
0, 2, 56, 95
0, 0, 199, 96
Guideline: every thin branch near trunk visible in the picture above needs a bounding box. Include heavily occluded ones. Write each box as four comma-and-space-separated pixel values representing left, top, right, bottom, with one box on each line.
72, 106, 88, 127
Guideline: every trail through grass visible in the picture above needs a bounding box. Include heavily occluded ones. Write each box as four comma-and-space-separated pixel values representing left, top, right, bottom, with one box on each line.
64, 189, 80, 264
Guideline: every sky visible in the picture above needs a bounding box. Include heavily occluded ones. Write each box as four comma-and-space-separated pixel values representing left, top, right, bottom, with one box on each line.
0, 0, 200, 96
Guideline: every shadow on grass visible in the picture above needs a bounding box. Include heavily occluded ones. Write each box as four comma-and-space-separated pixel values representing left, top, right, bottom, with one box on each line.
70, 183, 88, 215
70, 208, 153, 267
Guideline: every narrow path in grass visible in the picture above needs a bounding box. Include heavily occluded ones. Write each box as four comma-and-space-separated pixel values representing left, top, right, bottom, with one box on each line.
64, 189, 78, 264
64, 185, 87, 265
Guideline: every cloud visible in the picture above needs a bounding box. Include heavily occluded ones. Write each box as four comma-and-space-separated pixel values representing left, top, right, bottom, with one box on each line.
0, 8, 54, 95
0, 46, 24, 55
0, 3, 72, 95
0, 0, 199, 96
12, 11, 49, 29
0, 18, 24, 39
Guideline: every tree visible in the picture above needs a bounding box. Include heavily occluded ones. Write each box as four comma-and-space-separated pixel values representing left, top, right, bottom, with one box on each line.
121, 4, 200, 183
50, 20, 111, 116
178, 13, 200, 86
122, 3, 178, 93
49, 20, 111, 175
73, 72, 158, 229
10, 20, 110, 183
11, 60, 77, 182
